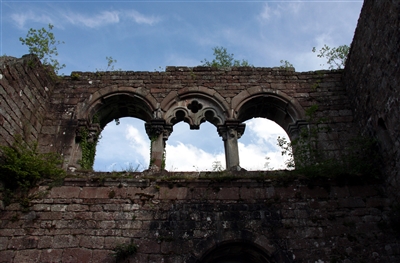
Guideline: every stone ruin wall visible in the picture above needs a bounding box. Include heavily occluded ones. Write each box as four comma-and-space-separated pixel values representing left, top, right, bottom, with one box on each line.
1, 0, 400, 262
0, 55, 55, 148
343, 0, 400, 199
0, 175, 398, 263
49, 66, 355, 171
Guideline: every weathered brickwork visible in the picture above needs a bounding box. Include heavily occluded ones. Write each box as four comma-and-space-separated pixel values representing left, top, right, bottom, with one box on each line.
45, 67, 354, 170
344, 0, 400, 198
0, 175, 398, 263
0, 55, 55, 147
1, 0, 400, 262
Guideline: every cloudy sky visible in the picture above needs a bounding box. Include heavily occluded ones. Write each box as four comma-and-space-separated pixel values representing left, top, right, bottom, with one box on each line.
1, 0, 363, 171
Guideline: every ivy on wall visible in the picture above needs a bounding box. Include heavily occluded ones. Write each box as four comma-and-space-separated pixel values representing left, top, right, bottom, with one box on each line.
78, 127, 99, 170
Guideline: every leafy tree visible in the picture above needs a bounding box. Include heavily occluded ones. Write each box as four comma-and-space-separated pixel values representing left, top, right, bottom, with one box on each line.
19, 24, 65, 74
201, 46, 252, 68
312, 44, 350, 70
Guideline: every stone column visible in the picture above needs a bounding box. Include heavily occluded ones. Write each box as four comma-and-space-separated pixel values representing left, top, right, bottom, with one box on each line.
145, 119, 172, 171
218, 121, 246, 171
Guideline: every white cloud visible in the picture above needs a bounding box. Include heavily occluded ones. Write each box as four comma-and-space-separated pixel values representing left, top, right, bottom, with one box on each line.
258, 4, 280, 21
11, 8, 160, 30
11, 11, 53, 29
63, 11, 120, 28
124, 10, 161, 25
125, 124, 150, 164
166, 142, 225, 171
239, 118, 290, 170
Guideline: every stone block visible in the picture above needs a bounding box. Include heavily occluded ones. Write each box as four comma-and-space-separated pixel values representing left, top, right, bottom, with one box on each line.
136, 239, 160, 253
104, 236, 131, 250
0, 237, 8, 251
215, 187, 239, 200
0, 250, 15, 263
14, 250, 40, 263
66, 204, 89, 212
8, 236, 39, 250
91, 249, 114, 263
240, 187, 266, 200
338, 197, 365, 208
79, 187, 111, 199
37, 236, 53, 249
159, 187, 188, 199
63, 248, 92, 263
39, 249, 63, 263
49, 187, 81, 199
79, 236, 104, 249
52, 235, 79, 249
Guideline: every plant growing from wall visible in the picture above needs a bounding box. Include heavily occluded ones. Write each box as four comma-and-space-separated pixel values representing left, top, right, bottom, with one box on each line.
0, 136, 65, 204
201, 46, 252, 68
279, 60, 294, 70
312, 44, 350, 70
78, 127, 99, 170
19, 24, 65, 74
278, 104, 381, 177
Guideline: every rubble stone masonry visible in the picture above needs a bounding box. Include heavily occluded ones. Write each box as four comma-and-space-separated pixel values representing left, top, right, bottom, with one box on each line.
1, 0, 400, 262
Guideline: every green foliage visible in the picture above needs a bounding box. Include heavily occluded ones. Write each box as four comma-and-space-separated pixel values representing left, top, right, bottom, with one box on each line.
0, 136, 65, 192
78, 128, 99, 170
312, 44, 350, 69
96, 56, 121, 72
70, 72, 80, 80
122, 163, 141, 172
112, 242, 137, 261
278, 104, 381, 177
19, 24, 65, 74
279, 60, 294, 70
161, 149, 166, 170
201, 46, 252, 68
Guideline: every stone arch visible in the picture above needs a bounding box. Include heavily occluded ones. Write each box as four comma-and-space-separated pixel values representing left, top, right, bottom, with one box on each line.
232, 88, 306, 139
80, 87, 157, 128
71, 87, 157, 170
162, 87, 229, 129
196, 240, 281, 263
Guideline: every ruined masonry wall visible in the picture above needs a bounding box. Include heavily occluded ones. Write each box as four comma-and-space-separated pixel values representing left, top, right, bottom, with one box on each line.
343, 0, 400, 198
0, 55, 55, 148
0, 176, 398, 263
51, 68, 356, 169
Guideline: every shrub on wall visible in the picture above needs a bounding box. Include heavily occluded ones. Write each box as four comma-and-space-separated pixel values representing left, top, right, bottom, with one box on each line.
0, 136, 65, 192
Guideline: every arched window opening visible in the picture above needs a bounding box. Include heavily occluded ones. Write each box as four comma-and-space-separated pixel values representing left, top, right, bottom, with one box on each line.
239, 118, 292, 171
165, 121, 224, 171
93, 117, 149, 172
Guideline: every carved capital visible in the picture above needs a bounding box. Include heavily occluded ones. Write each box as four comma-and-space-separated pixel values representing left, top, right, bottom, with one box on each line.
145, 119, 173, 140
218, 121, 246, 140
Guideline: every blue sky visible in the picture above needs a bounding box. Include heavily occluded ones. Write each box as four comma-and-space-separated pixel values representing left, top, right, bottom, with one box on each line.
1, 0, 363, 171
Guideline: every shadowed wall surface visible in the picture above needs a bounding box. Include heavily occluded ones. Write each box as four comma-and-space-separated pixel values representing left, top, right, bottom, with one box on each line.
1, 0, 400, 262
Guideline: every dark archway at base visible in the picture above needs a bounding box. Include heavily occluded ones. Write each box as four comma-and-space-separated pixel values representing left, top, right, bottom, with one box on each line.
199, 242, 274, 263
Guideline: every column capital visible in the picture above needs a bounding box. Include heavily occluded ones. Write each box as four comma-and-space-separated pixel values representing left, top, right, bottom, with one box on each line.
145, 119, 173, 140
217, 121, 246, 140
